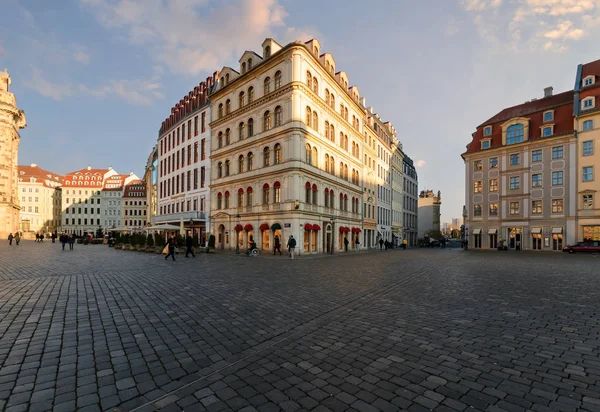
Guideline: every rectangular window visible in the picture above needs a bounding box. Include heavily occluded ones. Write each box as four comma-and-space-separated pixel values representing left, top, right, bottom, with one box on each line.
532, 149, 542, 162
583, 140, 593, 156
552, 146, 563, 159
188, 120, 192, 139
201, 112, 206, 132
543, 127, 552, 137
552, 171, 563, 186
188, 144, 192, 165
200, 167, 206, 188
543, 111, 553, 122
489, 157, 498, 168
201, 139, 206, 160
483, 126, 491, 136
489, 179, 498, 192
194, 116, 198, 136
474, 181, 482, 193
509, 201, 520, 215
187, 170, 191, 191
481, 140, 490, 149
552, 199, 564, 213
474, 160, 482, 171
583, 120, 594, 131
532, 173, 542, 187
532, 200, 542, 214
474, 204, 482, 217
510, 154, 520, 165
489, 203, 498, 216
583, 194, 593, 210
583, 166, 594, 182
509, 176, 520, 190
583, 99, 594, 109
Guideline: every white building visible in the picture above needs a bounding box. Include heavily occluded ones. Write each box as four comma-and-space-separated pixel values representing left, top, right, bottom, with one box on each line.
18, 164, 63, 234
122, 179, 147, 230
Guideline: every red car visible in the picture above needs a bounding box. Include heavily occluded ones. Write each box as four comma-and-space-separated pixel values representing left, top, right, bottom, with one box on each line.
563, 241, 600, 253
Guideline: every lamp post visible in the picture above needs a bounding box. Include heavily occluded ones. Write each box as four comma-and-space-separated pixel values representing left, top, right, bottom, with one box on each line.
462, 205, 468, 251
235, 213, 240, 254
330, 216, 335, 255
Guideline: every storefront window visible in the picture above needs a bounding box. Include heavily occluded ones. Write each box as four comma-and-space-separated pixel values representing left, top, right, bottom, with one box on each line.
584, 226, 600, 241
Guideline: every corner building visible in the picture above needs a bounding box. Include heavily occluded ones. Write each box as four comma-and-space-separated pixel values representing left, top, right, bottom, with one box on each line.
17, 164, 63, 234
463, 87, 577, 250
209, 38, 367, 254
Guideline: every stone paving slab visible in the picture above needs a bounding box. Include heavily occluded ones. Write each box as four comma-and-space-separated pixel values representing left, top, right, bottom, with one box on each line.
1, 241, 600, 411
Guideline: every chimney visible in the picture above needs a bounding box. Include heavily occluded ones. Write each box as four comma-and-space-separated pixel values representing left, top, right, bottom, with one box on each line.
360, 97, 366, 107
31, 163, 37, 167
87, 165, 92, 170
544, 86, 553, 98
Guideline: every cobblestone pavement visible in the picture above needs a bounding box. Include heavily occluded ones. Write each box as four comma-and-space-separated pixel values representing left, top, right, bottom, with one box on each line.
1, 242, 599, 412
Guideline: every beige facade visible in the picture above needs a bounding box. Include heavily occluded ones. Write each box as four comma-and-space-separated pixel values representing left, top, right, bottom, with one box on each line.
391, 144, 404, 245
417, 190, 441, 238
0, 70, 26, 238
18, 164, 63, 234
122, 180, 147, 230
144, 145, 158, 227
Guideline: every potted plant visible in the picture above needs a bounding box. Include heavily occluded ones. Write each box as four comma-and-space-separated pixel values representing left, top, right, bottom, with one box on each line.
122, 233, 131, 250
146, 234, 154, 253
155, 233, 165, 254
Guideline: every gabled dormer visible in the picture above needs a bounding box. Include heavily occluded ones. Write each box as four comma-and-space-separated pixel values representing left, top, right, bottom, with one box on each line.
262, 38, 282, 59
349, 85, 360, 101
319, 53, 336, 75
238, 51, 263, 74
217, 67, 240, 89
336, 71, 349, 91
583, 75, 595, 87
305, 38, 321, 58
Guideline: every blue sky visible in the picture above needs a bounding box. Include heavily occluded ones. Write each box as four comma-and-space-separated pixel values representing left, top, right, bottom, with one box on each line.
1, 0, 600, 222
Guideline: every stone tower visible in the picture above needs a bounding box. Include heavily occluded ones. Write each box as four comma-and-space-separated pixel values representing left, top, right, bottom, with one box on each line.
0, 69, 27, 238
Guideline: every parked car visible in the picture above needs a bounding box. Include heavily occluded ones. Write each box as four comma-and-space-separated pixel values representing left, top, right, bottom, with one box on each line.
562, 241, 600, 253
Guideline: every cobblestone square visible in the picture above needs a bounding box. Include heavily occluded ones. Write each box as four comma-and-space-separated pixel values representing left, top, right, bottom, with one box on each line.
1, 243, 600, 411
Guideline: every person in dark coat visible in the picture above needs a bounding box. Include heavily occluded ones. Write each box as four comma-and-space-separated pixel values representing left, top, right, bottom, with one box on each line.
165, 236, 176, 261
185, 235, 195, 258
273, 235, 282, 255
344, 237, 349, 252
379, 238, 384, 250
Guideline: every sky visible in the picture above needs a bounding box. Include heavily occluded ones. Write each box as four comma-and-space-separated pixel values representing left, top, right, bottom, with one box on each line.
1, 0, 600, 223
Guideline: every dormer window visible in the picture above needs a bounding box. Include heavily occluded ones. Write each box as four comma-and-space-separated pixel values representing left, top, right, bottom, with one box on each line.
582, 97, 595, 110
264, 46, 271, 59
542, 126, 553, 137
543, 111, 553, 122
583, 76, 595, 87
483, 126, 492, 136
481, 139, 491, 149
506, 124, 524, 145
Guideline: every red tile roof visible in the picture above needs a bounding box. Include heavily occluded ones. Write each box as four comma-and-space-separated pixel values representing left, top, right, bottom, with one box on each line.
18, 164, 63, 188
123, 180, 146, 197
63, 168, 109, 187
582, 58, 600, 78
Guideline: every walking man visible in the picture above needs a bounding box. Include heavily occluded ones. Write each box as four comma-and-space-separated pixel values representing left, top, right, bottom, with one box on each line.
355, 237, 360, 252
344, 237, 349, 252
273, 235, 282, 255
60, 233, 67, 250
165, 236, 176, 261
379, 238, 384, 250
287, 235, 296, 259
185, 234, 195, 258
69, 234, 75, 250
8, 233, 13, 246
15, 232, 20, 246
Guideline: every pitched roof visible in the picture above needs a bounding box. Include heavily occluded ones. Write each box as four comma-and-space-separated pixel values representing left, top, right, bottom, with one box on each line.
582, 58, 600, 78
63, 168, 110, 187
123, 180, 146, 197
18, 164, 63, 187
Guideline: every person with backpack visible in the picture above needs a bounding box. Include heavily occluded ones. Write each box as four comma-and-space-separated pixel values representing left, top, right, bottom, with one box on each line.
287, 235, 296, 259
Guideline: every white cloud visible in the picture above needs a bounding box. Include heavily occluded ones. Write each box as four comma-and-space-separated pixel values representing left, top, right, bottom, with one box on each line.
524, 0, 595, 16
27, 67, 73, 100
462, 0, 502, 12
73, 49, 91, 65
543, 20, 584, 39
416, 160, 426, 167
80, 78, 163, 106
79, 0, 315, 76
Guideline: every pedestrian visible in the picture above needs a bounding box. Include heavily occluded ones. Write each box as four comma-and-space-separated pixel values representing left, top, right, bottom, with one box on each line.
15, 232, 20, 246
384, 240, 389, 250
273, 235, 282, 255
287, 235, 296, 259
165, 236, 176, 261
185, 234, 195, 258
379, 238, 384, 250
69, 234, 75, 250
60, 233, 67, 251
8, 233, 13, 246
355, 237, 360, 252
35, 233, 39, 242
39, 234, 44, 242
51, 233, 56, 243
344, 237, 349, 252
402, 238, 407, 249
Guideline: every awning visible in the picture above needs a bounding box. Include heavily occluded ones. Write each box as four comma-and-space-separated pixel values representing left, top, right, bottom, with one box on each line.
340, 226, 350, 233
488, 229, 497, 235
271, 223, 281, 230
304, 223, 313, 231
244, 224, 253, 231
552, 227, 563, 234
234, 224, 243, 231
472, 229, 481, 235
259, 223, 269, 231
313, 224, 321, 231
352, 228, 362, 233
531, 227, 542, 234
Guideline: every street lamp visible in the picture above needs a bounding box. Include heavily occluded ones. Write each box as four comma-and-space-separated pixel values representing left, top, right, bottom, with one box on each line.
235, 213, 240, 255
330, 216, 335, 255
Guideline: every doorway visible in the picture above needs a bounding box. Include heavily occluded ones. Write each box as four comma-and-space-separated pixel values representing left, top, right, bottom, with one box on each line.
552, 234, 563, 250
218, 224, 225, 249
489, 233, 497, 249
532, 234, 542, 250
508, 228, 522, 250
324, 224, 332, 254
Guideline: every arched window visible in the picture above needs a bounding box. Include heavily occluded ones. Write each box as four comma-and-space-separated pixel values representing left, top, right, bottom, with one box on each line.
274, 143, 282, 164
305, 182, 311, 204
246, 187, 253, 207
312, 112, 318, 131
312, 147, 318, 167
218, 103, 223, 119
225, 128, 231, 145
339, 162, 344, 178
325, 154, 330, 173
329, 190, 334, 208
274, 106, 282, 127
506, 124, 524, 145
248, 118, 254, 137
324, 188, 330, 208
273, 181, 281, 203
248, 86, 254, 103
330, 94, 335, 109
262, 183, 270, 204
344, 107, 348, 120
224, 191, 230, 208
305, 144, 311, 164
325, 121, 329, 139
239, 91, 245, 108
218, 131, 223, 148
274, 71, 282, 90
225, 99, 231, 114
248, 152, 254, 171
340, 132, 344, 147
306, 72, 312, 89
225, 74, 230, 85
345, 135, 349, 151
224, 160, 230, 176
344, 164, 349, 180
263, 111, 271, 131
241, 62, 246, 74
217, 162, 223, 178
238, 122, 244, 140
265, 45, 271, 58
340, 103, 344, 117
330, 124, 334, 141
238, 188, 244, 207
248, 58, 253, 69
264, 77, 271, 95
325, 89, 330, 105
312, 184, 318, 205
356, 171, 360, 185
313, 78, 318, 94
306, 107, 312, 126
238, 155, 245, 173
263, 146, 271, 167
329, 156, 334, 175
